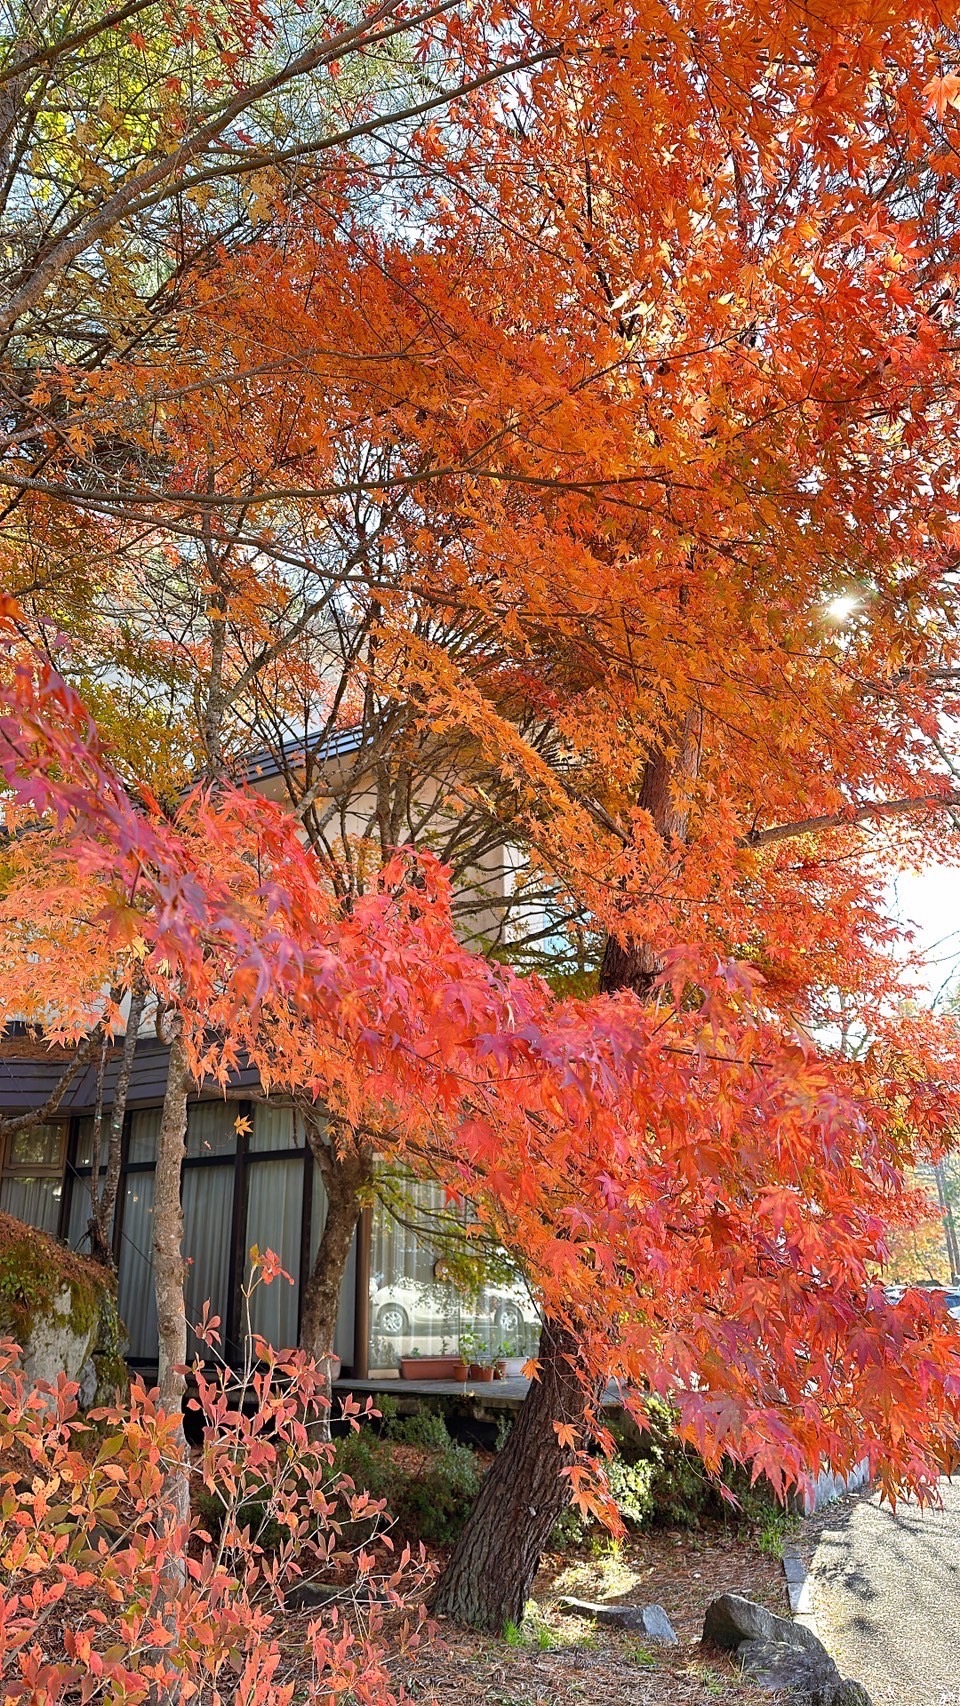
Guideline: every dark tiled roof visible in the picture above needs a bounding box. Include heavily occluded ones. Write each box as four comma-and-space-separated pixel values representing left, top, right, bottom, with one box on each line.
236, 726, 363, 788
0, 1036, 261, 1116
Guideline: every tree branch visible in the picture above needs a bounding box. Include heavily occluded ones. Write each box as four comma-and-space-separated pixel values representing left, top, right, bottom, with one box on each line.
745, 792, 960, 849
0, 1025, 104, 1138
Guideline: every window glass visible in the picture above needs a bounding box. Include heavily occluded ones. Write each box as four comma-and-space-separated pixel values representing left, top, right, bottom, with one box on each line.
8, 1123, 62, 1169
128, 1109, 161, 1165
368, 1173, 540, 1372
0, 1173, 61, 1233
117, 1171, 157, 1359
310, 1162, 327, 1258
182, 1164, 235, 1358
186, 1102, 237, 1158
244, 1158, 303, 1352
307, 1164, 353, 1366
67, 1119, 109, 1254
74, 1116, 96, 1169
250, 1103, 302, 1153
67, 1172, 97, 1252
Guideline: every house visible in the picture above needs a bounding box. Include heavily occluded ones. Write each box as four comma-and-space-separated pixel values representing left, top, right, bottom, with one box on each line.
0, 1029, 541, 1378
0, 729, 545, 1379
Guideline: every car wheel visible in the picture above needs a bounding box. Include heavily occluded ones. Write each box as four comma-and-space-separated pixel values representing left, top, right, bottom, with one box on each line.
376, 1303, 410, 1336
494, 1302, 524, 1338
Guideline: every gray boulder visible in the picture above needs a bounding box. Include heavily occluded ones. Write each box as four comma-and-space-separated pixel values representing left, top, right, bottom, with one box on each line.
703, 1592, 822, 1654
739, 1636, 841, 1695
285, 1581, 386, 1611
286, 1583, 345, 1610
558, 1597, 678, 1643
701, 1594, 873, 1706
0, 1214, 123, 1408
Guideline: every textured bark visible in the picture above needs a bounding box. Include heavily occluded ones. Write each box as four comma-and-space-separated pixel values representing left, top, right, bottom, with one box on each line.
299, 1158, 368, 1363
598, 933, 660, 1000
299, 1119, 372, 1436
431, 905, 644, 1633
599, 726, 699, 999
149, 1024, 192, 1673
153, 1025, 191, 1441
432, 1321, 597, 1631
88, 967, 146, 1267
433, 735, 702, 1632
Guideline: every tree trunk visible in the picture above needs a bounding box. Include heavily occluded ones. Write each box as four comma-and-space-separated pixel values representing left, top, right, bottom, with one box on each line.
299, 1162, 367, 1364
299, 1121, 372, 1437
149, 1023, 192, 1679
153, 1024, 191, 1441
89, 967, 146, 1267
431, 1321, 595, 1631
431, 937, 647, 1632
433, 736, 697, 1632
935, 1160, 960, 1283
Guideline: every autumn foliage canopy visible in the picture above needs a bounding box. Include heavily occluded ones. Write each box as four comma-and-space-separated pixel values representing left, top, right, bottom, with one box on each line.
6, 0, 960, 1540
4, 595, 960, 1517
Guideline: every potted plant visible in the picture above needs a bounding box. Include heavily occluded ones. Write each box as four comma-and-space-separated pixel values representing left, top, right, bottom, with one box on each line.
496, 1339, 528, 1378
398, 1347, 469, 1381
460, 1332, 496, 1382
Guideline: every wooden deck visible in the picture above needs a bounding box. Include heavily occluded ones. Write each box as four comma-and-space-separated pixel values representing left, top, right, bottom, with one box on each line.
333, 1375, 626, 1410
334, 1374, 533, 1408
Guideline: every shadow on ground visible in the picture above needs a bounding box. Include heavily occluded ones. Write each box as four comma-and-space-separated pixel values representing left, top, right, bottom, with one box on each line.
811, 1479, 960, 1706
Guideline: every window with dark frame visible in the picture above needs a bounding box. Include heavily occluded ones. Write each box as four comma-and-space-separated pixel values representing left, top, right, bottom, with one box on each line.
61, 1100, 343, 1370
0, 1121, 67, 1234
1, 1099, 385, 1378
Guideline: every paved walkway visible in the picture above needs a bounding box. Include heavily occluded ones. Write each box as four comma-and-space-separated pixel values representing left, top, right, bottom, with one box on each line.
811, 1480, 960, 1706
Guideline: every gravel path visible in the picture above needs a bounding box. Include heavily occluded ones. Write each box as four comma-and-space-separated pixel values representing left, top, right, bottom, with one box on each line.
811, 1481, 960, 1706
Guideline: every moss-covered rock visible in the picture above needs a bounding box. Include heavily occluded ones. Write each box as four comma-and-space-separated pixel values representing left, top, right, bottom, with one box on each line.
0, 1212, 125, 1402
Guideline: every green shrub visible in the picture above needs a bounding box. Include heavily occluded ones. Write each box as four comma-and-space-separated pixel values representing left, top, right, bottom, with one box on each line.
605, 1454, 656, 1527
195, 1451, 336, 1554
196, 1485, 289, 1553
548, 1505, 588, 1549
548, 1401, 788, 1548
333, 1406, 481, 1545
610, 1400, 786, 1531
386, 1407, 451, 1452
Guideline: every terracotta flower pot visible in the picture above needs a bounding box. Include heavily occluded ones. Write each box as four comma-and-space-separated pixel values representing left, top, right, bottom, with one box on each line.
399, 1355, 467, 1380
468, 1362, 495, 1382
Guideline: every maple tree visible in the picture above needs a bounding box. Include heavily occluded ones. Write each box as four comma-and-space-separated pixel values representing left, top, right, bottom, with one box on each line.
5, 596, 960, 1631
9, 0, 960, 1645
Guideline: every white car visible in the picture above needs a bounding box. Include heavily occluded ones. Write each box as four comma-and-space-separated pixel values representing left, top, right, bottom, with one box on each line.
370, 1276, 540, 1348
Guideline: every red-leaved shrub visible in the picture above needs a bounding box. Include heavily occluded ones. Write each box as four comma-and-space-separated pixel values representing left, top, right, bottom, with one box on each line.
0, 1268, 427, 1706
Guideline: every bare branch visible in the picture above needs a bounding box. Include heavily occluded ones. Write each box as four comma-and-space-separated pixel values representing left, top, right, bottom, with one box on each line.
745, 792, 960, 849
0, 1025, 103, 1138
